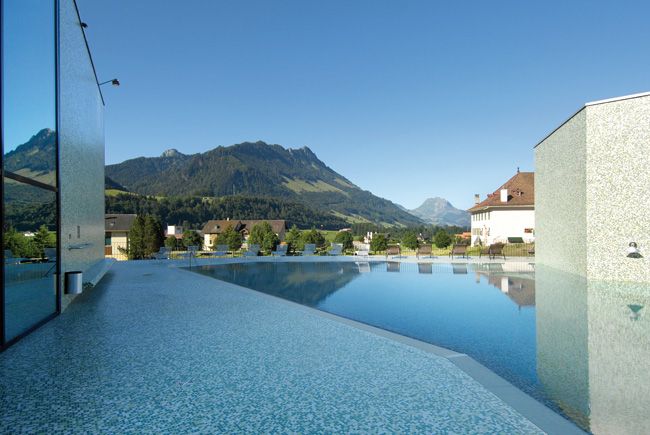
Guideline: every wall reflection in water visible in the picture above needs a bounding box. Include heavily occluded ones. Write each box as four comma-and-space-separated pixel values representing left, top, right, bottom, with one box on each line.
536, 265, 650, 434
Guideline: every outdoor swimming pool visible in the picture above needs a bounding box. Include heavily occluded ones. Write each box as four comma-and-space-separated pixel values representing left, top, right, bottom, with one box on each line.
193, 260, 650, 433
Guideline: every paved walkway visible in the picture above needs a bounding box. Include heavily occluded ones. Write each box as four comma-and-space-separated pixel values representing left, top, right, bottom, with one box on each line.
0, 261, 544, 433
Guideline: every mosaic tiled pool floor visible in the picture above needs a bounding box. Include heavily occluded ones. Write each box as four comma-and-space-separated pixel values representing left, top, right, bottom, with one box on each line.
0, 261, 544, 433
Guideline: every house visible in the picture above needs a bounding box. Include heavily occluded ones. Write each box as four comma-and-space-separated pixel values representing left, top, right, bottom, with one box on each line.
165, 224, 183, 239
468, 171, 534, 246
105, 214, 137, 260
201, 219, 287, 249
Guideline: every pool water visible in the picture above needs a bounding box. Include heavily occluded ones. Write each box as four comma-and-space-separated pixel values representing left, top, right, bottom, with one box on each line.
193, 261, 650, 433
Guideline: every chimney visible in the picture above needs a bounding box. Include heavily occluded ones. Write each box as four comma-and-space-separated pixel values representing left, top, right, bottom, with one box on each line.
474, 194, 480, 205
500, 189, 508, 203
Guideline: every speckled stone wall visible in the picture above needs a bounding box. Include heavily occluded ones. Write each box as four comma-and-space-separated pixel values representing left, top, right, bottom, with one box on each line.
536, 93, 650, 282
58, 0, 105, 309
535, 110, 587, 277
585, 96, 650, 282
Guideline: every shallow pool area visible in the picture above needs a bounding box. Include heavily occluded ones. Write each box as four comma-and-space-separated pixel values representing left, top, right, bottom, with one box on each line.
193, 260, 650, 434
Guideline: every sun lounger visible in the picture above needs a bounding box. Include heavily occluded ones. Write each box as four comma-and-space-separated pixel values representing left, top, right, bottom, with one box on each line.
449, 244, 468, 259
328, 243, 343, 256
452, 263, 468, 274
356, 262, 371, 273
479, 243, 505, 260
355, 244, 370, 257
386, 245, 400, 259
272, 244, 288, 256
298, 243, 316, 256
243, 244, 260, 257
416, 244, 433, 259
5, 250, 24, 265
387, 261, 401, 272
212, 244, 229, 257
44, 247, 57, 262
152, 247, 170, 260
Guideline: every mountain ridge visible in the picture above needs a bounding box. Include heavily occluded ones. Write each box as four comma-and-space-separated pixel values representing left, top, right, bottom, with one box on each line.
409, 197, 469, 227
106, 141, 423, 226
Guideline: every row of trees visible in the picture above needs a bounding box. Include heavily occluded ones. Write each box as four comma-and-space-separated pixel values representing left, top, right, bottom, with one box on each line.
367, 229, 453, 252
4, 225, 55, 259
106, 194, 347, 230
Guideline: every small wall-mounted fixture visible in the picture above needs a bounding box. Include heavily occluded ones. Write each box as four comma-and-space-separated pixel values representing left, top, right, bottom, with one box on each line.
626, 242, 643, 258
99, 78, 120, 87
81, 22, 88, 28
628, 304, 644, 321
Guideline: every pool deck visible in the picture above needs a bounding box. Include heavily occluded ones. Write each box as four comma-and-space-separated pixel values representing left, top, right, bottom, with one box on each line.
0, 257, 581, 433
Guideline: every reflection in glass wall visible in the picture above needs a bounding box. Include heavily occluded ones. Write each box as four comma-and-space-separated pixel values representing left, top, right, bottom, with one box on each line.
2, 0, 58, 342
3, 179, 57, 341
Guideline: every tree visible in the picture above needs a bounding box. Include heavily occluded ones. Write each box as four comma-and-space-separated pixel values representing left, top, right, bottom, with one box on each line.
370, 233, 388, 253
220, 225, 243, 251
249, 222, 279, 253
164, 235, 178, 250
401, 232, 419, 250
334, 231, 354, 251
143, 215, 164, 256
284, 225, 303, 253
32, 225, 55, 258
123, 215, 146, 259
433, 229, 452, 248
182, 229, 203, 249
301, 228, 326, 249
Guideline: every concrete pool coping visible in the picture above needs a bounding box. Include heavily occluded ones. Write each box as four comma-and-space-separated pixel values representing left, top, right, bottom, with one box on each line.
172, 255, 584, 435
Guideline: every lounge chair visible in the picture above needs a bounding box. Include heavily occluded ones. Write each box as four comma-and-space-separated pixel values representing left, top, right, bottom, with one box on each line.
272, 244, 288, 257
243, 244, 260, 257
180, 245, 199, 260
356, 262, 370, 273
528, 244, 535, 256
386, 245, 400, 259
479, 243, 505, 260
355, 244, 370, 257
416, 244, 433, 259
328, 243, 343, 256
449, 244, 468, 259
298, 244, 316, 256
212, 244, 229, 257
44, 247, 57, 262
152, 247, 170, 260
452, 263, 468, 274
387, 261, 401, 272
5, 250, 23, 265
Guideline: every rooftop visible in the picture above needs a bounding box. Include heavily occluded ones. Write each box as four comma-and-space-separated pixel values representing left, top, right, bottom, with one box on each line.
469, 171, 534, 212
0, 259, 573, 433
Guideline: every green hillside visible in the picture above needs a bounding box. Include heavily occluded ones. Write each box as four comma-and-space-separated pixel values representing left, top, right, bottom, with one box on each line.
106, 141, 422, 226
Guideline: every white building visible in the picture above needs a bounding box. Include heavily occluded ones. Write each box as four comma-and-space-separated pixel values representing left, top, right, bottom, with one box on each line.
469, 171, 534, 246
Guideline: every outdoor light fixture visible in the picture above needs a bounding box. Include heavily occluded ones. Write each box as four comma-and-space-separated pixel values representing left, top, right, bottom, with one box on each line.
81, 22, 88, 28
626, 242, 642, 258
99, 78, 120, 87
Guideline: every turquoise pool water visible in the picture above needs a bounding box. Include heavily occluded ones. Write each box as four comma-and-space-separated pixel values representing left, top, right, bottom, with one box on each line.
193, 261, 650, 433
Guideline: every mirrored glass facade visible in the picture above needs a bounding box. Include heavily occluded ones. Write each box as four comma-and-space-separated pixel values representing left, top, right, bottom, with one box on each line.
1, 0, 59, 345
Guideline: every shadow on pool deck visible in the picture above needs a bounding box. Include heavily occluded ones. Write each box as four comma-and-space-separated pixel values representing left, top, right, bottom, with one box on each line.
0, 260, 573, 433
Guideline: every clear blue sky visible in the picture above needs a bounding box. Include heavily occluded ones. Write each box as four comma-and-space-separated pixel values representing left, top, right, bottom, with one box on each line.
79, 0, 650, 210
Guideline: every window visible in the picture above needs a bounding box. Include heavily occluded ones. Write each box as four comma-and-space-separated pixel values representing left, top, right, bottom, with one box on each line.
2, 0, 58, 344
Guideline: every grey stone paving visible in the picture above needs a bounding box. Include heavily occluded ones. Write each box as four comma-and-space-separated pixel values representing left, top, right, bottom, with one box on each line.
0, 261, 543, 433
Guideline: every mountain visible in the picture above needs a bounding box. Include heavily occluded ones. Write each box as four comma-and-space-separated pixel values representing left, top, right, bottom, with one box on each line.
409, 197, 470, 227
4, 128, 57, 185
106, 141, 423, 226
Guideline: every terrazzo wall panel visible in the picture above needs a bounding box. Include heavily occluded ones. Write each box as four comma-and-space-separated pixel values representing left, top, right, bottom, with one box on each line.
58, 0, 105, 309
536, 93, 650, 282
534, 110, 587, 277
585, 96, 650, 282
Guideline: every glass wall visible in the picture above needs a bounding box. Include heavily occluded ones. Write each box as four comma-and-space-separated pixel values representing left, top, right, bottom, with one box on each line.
1, 0, 58, 343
